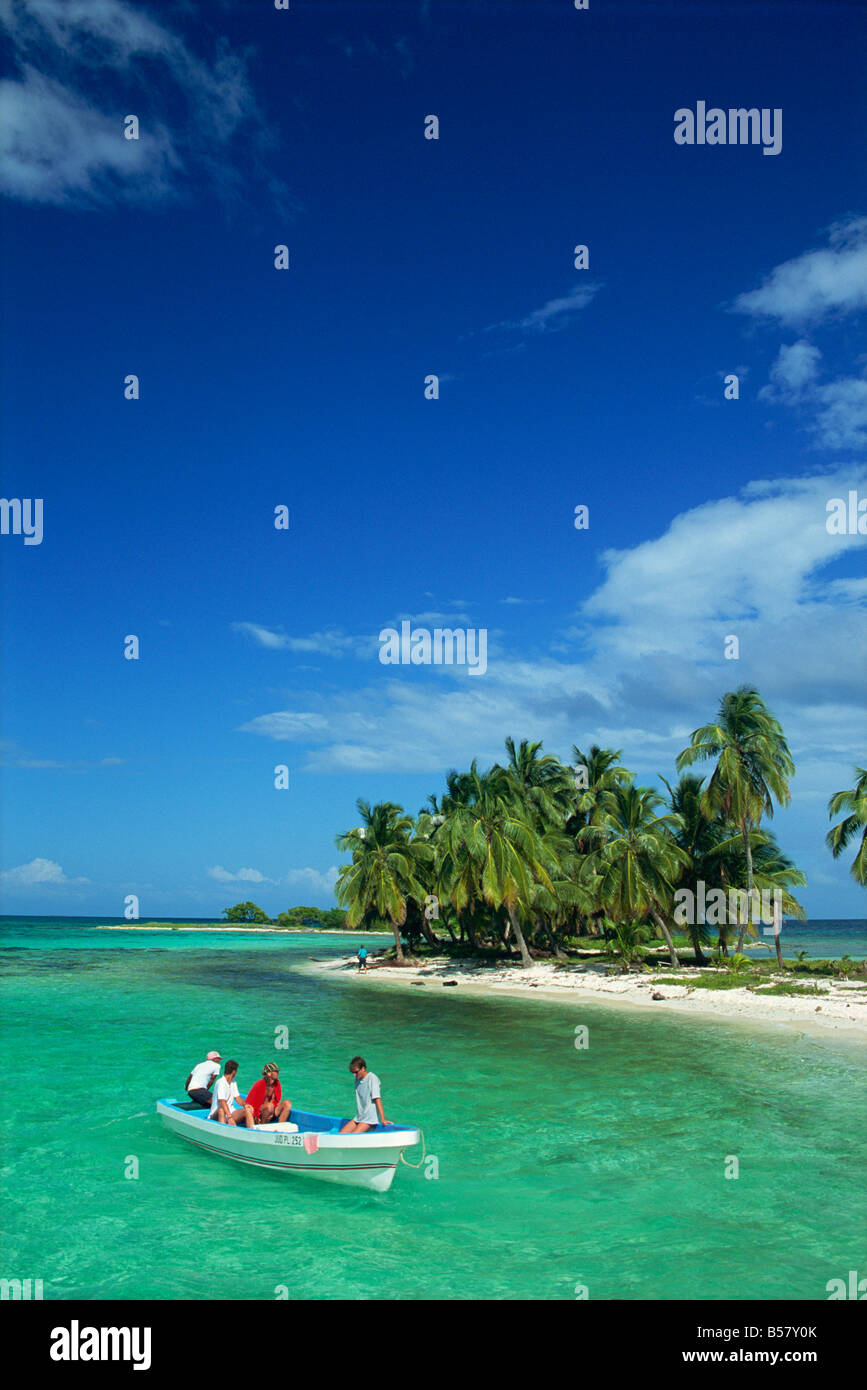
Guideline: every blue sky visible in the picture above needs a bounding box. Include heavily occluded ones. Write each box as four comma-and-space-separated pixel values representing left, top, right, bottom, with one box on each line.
1, 0, 865, 919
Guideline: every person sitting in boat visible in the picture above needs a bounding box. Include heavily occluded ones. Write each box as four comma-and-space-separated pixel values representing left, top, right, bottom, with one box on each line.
241, 1062, 292, 1126
209, 1059, 244, 1124
339, 1056, 394, 1133
185, 1050, 221, 1108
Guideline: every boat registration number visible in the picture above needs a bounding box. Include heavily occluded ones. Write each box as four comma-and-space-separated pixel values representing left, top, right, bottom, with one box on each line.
274, 1133, 305, 1147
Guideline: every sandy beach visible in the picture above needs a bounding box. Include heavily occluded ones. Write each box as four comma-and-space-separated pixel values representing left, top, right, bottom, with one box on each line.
305, 952, 867, 1040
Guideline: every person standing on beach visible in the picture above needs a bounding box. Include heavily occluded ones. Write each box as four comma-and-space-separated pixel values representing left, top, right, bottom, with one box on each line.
357, 945, 368, 972
241, 1062, 292, 1126
339, 1056, 393, 1133
209, 1060, 243, 1124
185, 1050, 221, 1108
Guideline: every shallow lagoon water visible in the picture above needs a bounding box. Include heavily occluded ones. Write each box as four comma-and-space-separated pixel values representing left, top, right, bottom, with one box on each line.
1, 922, 864, 1300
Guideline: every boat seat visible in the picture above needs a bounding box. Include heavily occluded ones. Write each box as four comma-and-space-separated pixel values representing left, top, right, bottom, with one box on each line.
253, 1121, 299, 1133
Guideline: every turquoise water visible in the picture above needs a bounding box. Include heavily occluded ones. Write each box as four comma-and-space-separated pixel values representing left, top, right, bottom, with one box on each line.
1, 920, 865, 1300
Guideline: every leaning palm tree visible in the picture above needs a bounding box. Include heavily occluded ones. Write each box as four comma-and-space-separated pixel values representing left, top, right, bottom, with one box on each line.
587, 783, 687, 967
826, 767, 867, 885
677, 687, 795, 952
335, 800, 433, 963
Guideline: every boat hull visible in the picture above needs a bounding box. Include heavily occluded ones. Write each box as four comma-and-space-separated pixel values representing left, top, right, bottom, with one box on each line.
156, 1100, 420, 1193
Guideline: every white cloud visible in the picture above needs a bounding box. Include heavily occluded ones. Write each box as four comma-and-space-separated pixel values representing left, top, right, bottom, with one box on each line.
740, 222, 867, 451
237, 470, 867, 781
758, 340, 822, 402
732, 216, 867, 326
0, 0, 285, 208
757, 342, 867, 450
240, 712, 330, 740
207, 865, 268, 884
0, 857, 88, 885
813, 374, 867, 451
207, 863, 339, 900
284, 866, 339, 898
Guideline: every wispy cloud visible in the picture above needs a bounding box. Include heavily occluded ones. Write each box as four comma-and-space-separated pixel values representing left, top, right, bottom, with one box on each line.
207, 864, 339, 899
0, 0, 289, 209
334, 33, 415, 79
232, 623, 370, 657
485, 283, 602, 336
0, 742, 124, 771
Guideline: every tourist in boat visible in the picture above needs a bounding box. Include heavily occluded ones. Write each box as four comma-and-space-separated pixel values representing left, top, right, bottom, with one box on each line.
339, 1056, 393, 1132
185, 1050, 221, 1108
357, 945, 368, 972
209, 1059, 244, 1124
242, 1062, 292, 1125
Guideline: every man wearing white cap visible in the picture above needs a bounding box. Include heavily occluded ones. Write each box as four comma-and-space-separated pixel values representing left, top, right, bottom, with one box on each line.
185, 1050, 222, 1108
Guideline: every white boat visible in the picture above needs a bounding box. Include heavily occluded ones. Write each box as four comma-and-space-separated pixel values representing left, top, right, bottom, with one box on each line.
156, 1098, 421, 1193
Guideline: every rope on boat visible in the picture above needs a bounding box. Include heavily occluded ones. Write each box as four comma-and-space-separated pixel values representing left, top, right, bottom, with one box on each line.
399, 1129, 426, 1169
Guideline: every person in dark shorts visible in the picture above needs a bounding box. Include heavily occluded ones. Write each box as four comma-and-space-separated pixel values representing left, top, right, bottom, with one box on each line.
185, 1051, 221, 1107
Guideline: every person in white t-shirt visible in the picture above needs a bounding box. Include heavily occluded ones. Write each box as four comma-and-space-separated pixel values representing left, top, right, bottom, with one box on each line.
210, 1060, 244, 1123
186, 1050, 221, 1108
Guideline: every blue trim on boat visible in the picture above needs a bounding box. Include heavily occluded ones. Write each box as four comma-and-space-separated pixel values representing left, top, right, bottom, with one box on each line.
157, 1098, 417, 1134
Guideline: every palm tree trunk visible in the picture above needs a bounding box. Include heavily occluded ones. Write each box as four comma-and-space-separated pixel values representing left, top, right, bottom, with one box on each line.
650, 907, 681, 968
390, 917, 405, 963
419, 912, 440, 949
506, 904, 533, 968
773, 912, 785, 971
736, 821, 754, 952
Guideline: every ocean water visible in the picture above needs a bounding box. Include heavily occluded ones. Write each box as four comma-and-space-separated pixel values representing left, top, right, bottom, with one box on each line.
0, 918, 865, 1301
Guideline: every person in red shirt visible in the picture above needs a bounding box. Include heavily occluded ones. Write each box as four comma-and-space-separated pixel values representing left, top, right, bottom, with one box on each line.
241, 1062, 292, 1126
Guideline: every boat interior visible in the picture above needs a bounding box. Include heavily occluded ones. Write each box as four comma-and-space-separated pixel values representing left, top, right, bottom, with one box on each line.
164, 1099, 416, 1135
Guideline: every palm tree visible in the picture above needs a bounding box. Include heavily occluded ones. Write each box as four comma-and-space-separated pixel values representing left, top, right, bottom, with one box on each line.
568, 744, 631, 843
437, 763, 554, 967
335, 800, 433, 963
494, 737, 572, 831
677, 687, 795, 952
826, 767, 867, 885
660, 773, 718, 964
587, 783, 687, 966
604, 918, 651, 973
730, 830, 807, 969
